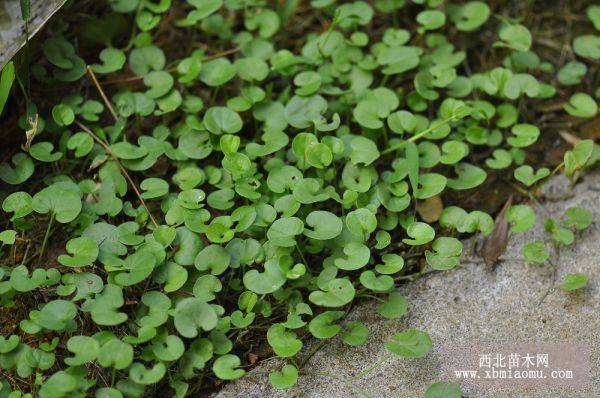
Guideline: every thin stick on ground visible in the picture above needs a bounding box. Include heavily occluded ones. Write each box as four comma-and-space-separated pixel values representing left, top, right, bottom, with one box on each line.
201, 47, 241, 61
87, 66, 119, 122
75, 120, 159, 227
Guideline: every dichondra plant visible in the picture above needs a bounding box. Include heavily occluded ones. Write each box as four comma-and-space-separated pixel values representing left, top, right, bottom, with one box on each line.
0, 1, 598, 397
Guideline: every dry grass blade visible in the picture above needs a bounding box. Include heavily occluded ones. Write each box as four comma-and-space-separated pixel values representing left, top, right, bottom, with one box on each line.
75, 120, 158, 227
558, 130, 580, 145
481, 195, 513, 269
87, 66, 119, 122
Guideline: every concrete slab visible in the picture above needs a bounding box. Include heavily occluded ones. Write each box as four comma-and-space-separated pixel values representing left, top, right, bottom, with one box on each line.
0, 0, 65, 68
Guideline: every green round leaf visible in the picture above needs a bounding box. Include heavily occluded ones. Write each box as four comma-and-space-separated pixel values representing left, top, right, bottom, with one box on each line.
32, 182, 82, 223
559, 273, 588, 291
522, 242, 549, 264
173, 298, 218, 338
269, 364, 298, 389
377, 292, 408, 319
204, 107, 243, 135
58, 237, 99, 267
308, 311, 344, 339
212, 354, 245, 380
425, 381, 462, 398
341, 321, 369, 346
304, 210, 343, 240
267, 217, 304, 247
564, 93, 598, 118
267, 324, 302, 357
402, 222, 435, 245
309, 278, 356, 307
386, 329, 432, 358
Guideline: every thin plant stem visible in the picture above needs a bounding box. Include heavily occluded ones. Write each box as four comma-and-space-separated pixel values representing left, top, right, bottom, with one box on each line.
507, 181, 529, 196
296, 243, 309, 266
381, 125, 389, 146
550, 161, 564, 177
317, 9, 341, 57
351, 353, 393, 381
299, 340, 327, 369
394, 267, 438, 282
382, 116, 457, 154
111, 368, 116, 386
381, 74, 390, 86
358, 293, 385, 303
39, 213, 54, 262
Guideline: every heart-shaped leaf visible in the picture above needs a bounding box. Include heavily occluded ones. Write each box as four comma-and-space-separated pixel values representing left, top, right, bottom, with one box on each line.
304, 210, 343, 240
402, 222, 435, 245
243, 260, 286, 294
308, 311, 344, 339
341, 321, 369, 346
514, 165, 550, 186
269, 364, 298, 389
212, 354, 245, 380
173, 297, 218, 338
32, 181, 82, 223
267, 324, 302, 357
58, 237, 99, 267
309, 278, 356, 307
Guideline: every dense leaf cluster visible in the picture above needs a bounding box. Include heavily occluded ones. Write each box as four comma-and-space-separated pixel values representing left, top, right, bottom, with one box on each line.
0, 1, 598, 397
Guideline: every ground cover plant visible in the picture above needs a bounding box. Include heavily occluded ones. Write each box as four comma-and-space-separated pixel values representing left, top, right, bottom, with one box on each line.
0, 1, 599, 397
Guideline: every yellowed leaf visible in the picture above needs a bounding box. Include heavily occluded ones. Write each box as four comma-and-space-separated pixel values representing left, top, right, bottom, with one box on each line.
416, 195, 443, 223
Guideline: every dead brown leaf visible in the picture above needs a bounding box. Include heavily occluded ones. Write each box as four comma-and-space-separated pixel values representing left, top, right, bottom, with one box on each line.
21, 113, 39, 151
480, 195, 513, 269
416, 195, 443, 223
579, 115, 600, 140
248, 353, 258, 364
